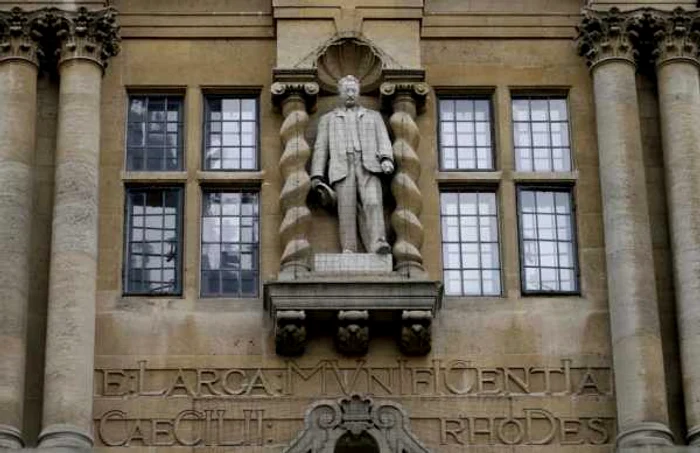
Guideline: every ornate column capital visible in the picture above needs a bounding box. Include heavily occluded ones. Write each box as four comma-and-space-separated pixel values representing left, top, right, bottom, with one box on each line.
51, 7, 120, 69
576, 7, 638, 70
638, 7, 700, 68
0, 7, 44, 67
270, 81, 319, 112
379, 81, 429, 114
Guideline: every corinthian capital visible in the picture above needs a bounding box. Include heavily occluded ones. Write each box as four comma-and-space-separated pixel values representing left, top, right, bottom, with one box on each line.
638, 8, 700, 67
0, 7, 43, 66
51, 7, 120, 68
576, 8, 638, 69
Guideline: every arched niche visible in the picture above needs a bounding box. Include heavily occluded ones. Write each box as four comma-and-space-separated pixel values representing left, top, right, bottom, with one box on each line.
283, 395, 431, 453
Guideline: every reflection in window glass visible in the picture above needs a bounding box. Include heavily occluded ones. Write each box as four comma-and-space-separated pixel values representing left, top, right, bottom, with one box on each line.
126, 96, 183, 171
439, 98, 494, 170
204, 97, 258, 170
124, 187, 182, 294
201, 190, 259, 297
441, 191, 501, 296
512, 97, 571, 172
518, 188, 578, 293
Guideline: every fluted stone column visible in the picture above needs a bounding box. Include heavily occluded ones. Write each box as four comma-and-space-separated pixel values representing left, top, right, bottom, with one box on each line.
577, 9, 673, 447
649, 8, 700, 446
271, 78, 318, 277
380, 80, 429, 277
0, 8, 41, 449
38, 8, 119, 449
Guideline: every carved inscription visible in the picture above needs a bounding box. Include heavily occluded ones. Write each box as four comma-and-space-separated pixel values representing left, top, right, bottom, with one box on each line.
94, 359, 615, 447
95, 359, 612, 398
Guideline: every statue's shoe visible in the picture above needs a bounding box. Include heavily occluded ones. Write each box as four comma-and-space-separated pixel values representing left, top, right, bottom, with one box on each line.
374, 240, 391, 255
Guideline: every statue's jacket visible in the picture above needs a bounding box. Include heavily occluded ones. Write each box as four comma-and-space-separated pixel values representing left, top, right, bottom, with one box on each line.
311, 106, 394, 185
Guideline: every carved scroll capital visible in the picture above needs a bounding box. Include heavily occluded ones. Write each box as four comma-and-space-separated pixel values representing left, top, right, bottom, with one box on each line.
0, 8, 44, 67
50, 7, 120, 69
576, 8, 638, 69
271, 81, 319, 112
380, 81, 430, 114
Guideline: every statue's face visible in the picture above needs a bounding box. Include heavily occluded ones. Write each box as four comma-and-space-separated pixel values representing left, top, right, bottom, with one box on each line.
339, 79, 359, 107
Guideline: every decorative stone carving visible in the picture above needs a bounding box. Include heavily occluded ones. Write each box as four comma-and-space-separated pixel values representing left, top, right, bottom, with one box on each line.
632, 8, 700, 67
284, 394, 432, 453
0, 7, 44, 66
399, 310, 432, 356
294, 34, 402, 93
576, 7, 638, 68
275, 310, 307, 356
336, 310, 369, 355
51, 6, 120, 68
271, 80, 319, 277
380, 80, 429, 277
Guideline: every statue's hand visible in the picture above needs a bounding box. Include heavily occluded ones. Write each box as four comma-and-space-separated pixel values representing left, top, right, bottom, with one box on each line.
310, 177, 322, 190
380, 159, 394, 174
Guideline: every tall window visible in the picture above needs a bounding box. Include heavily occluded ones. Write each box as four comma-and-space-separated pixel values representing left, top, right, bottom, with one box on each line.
201, 190, 259, 297
204, 97, 258, 170
123, 187, 182, 295
126, 95, 183, 171
518, 188, 578, 293
512, 96, 571, 172
439, 98, 494, 170
441, 191, 501, 296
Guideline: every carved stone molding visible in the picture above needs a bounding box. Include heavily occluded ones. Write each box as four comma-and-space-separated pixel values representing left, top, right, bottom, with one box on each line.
284, 394, 432, 453
380, 81, 430, 277
633, 8, 700, 67
399, 310, 432, 356
52, 7, 120, 68
275, 310, 307, 356
271, 78, 319, 277
336, 310, 369, 355
576, 7, 638, 69
0, 7, 44, 66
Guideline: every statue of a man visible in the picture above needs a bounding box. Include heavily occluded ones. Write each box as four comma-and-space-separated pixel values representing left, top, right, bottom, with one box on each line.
311, 75, 395, 254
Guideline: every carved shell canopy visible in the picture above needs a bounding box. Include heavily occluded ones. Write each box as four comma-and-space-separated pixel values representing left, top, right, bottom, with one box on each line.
308, 36, 400, 94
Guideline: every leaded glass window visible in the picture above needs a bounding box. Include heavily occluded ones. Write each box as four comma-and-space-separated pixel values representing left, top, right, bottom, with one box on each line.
441, 190, 501, 296
512, 97, 571, 172
201, 190, 259, 297
126, 96, 183, 171
439, 98, 494, 170
204, 97, 258, 170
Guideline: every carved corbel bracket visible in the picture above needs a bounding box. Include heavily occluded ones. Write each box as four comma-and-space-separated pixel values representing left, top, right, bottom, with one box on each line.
275, 310, 307, 356
336, 310, 369, 355
399, 310, 432, 356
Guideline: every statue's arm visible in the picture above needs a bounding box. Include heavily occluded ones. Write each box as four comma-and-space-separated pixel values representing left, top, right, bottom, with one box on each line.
375, 112, 394, 163
310, 113, 330, 181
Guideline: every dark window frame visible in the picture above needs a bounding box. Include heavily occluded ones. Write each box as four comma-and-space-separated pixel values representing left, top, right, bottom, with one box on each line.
439, 186, 503, 297
199, 187, 261, 298
511, 94, 573, 172
122, 186, 184, 297
125, 94, 185, 172
202, 94, 260, 172
437, 95, 497, 172
516, 185, 580, 296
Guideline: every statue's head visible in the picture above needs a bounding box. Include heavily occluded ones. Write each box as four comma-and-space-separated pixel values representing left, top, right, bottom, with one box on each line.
337, 75, 360, 108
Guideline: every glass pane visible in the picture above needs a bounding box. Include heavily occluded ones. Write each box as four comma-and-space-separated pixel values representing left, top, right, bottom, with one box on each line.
551, 122, 570, 147
536, 192, 555, 213
440, 100, 455, 121
514, 123, 531, 147
463, 270, 481, 295
482, 270, 501, 295
478, 193, 496, 215
474, 100, 490, 121
441, 193, 458, 215
222, 99, 240, 120
512, 100, 530, 121
201, 244, 221, 270
549, 99, 568, 121
443, 243, 461, 268
530, 100, 548, 121
524, 267, 540, 291
444, 270, 462, 295
242, 99, 256, 120
481, 243, 500, 268
459, 193, 477, 215
455, 100, 473, 120
129, 98, 146, 122
442, 216, 459, 242
457, 148, 475, 169
520, 191, 536, 213
461, 243, 479, 269
460, 216, 478, 242
532, 123, 549, 147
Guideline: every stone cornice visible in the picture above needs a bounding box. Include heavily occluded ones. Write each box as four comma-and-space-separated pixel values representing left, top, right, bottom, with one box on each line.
52, 7, 120, 68
576, 7, 638, 69
0, 7, 44, 67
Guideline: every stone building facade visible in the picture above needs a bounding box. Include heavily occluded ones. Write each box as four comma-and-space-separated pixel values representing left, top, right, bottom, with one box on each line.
1, 0, 700, 452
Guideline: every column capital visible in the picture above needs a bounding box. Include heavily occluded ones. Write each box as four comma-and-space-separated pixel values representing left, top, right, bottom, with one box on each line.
0, 7, 44, 67
50, 7, 120, 69
639, 7, 700, 68
576, 7, 639, 70
271, 81, 320, 112
379, 81, 429, 114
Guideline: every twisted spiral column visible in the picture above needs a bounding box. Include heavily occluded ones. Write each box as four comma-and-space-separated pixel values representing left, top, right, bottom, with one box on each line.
271, 82, 319, 278
380, 82, 429, 277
